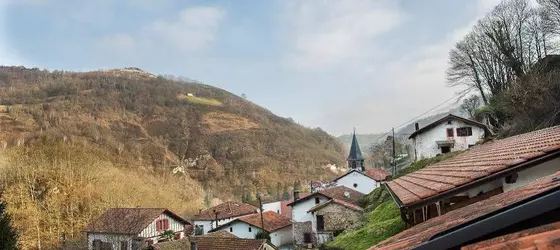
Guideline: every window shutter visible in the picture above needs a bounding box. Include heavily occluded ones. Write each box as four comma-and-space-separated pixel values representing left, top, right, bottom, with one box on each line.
164, 219, 169, 230
156, 220, 161, 231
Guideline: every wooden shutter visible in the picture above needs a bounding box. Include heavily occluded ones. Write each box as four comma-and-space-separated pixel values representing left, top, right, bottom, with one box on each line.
156, 220, 162, 231
163, 219, 169, 230
303, 233, 312, 243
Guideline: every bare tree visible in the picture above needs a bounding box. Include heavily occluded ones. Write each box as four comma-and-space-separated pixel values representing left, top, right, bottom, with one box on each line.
538, 0, 560, 35
461, 95, 482, 120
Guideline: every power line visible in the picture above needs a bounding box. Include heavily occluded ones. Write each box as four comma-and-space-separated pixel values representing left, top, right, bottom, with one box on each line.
366, 87, 474, 146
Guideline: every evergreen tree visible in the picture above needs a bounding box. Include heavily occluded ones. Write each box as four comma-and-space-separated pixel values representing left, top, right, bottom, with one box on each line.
0, 201, 18, 250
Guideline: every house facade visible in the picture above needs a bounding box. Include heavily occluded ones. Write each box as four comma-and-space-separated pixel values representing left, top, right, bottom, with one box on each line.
308, 199, 363, 245
288, 186, 364, 247
211, 211, 293, 247
192, 201, 258, 235
409, 114, 490, 160
387, 125, 560, 226
83, 208, 189, 250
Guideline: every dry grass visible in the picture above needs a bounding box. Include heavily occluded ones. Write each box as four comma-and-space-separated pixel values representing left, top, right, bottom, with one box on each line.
177, 94, 223, 106
0, 143, 205, 250
200, 112, 260, 134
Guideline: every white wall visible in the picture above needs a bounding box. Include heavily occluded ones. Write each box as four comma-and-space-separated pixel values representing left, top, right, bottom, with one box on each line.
219, 221, 293, 247
87, 233, 133, 250
262, 201, 282, 214
335, 171, 377, 194
291, 196, 329, 222
194, 217, 236, 234
413, 119, 486, 159
503, 157, 560, 192
270, 226, 293, 247
139, 213, 185, 239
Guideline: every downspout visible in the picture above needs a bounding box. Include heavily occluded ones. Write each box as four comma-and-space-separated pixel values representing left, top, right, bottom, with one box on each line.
383, 183, 413, 226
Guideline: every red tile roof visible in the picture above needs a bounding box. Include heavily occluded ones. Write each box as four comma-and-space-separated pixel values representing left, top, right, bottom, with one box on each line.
318, 185, 365, 205
154, 235, 272, 250
83, 208, 188, 234
408, 114, 490, 139
388, 125, 560, 206
370, 171, 560, 250
365, 168, 390, 181
461, 222, 560, 250
193, 201, 258, 221
236, 211, 292, 232
308, 198, 364, 213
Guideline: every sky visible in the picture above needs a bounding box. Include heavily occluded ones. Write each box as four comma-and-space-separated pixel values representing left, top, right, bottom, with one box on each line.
0, 0, 505, 136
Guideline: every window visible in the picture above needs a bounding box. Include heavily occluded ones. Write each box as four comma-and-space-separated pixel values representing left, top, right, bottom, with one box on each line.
156, 219, 169, 231
120, 241, 128, 250
303, 233, 312, 243
446, 128, 454, 137
195, 225, 204, 235
317, 215, 325, 231
447, 120, 452, 125
315, 197, 320, 204
248, 227, 252, 232
353, 183, 358, 188
92, 240, 102, 250
468, 144, 475, 148
277, 210, 280, 214
230, 227, 233, 232
456, 127, 473, 137
351, 161, 357, 169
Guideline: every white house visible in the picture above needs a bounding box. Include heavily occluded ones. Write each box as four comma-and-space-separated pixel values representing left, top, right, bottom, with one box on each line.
332, 168, 389, 194
192, 201, 258, 235
409, 114, 491, 160
211, 211, 293, 247
287, 186, 364, 247
83, 208, 189, 250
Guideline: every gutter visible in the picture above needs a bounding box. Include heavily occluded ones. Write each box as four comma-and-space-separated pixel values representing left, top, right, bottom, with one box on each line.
404, 149, 560, 211
383, 183, 413, 225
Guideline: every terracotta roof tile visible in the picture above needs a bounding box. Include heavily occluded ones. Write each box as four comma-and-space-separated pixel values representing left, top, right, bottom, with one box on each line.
461, 222, 560, 250
83, 208, 187, 234
236, 211, 292, 232
193, 201, 258, 221
154, 236, 269, 250
365, 168, 390, 181
308, 198, 364, 213
370, 171, 560, 250
318, 186, 365, 205
389, 125, 560, 206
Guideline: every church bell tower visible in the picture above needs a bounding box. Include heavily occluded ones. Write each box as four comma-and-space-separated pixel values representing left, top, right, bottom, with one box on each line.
347, 129, 365, 172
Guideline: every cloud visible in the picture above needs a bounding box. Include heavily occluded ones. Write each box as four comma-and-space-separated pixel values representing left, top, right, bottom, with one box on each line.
98, 6, 225, 59
281, 0, 404, 69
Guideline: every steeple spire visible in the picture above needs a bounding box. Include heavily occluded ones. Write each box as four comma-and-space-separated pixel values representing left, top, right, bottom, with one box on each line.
347, 130, 365, 171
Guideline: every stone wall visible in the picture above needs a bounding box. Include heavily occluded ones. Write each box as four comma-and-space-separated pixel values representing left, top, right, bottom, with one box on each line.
316, 203, 361, 232
293, 221, 313, 245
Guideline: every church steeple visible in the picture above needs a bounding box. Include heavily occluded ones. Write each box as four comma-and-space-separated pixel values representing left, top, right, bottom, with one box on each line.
347, 129, 365, 172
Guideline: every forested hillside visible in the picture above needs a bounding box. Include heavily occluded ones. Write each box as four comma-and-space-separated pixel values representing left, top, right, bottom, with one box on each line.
0, 66, 345, 249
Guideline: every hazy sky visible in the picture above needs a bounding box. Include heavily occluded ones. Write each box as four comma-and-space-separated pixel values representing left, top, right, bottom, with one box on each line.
0, 0, 504, 136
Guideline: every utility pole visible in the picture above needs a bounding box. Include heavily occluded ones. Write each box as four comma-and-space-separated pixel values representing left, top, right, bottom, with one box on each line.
392, 127, 396, 176
257, 192, 264, 231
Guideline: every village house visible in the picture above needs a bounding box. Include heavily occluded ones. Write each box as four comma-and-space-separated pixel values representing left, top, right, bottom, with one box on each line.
153, 231, 278, 250
287, 185, 364, 247
309, 198, 364, 245
192, 201, 258, 235
316, 132, 389, 195
210, 211, 293, 247
247, 197, 293, 217
409, 114, 491, 160
83, 208, 190, 250
372, 171, 560, 250
386, 125, 560, 226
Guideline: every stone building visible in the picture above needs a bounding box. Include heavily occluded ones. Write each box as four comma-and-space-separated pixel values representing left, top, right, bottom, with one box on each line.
308, 198, 363, 244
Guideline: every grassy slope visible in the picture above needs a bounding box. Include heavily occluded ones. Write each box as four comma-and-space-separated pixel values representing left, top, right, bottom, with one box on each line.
328, 152, 463, 250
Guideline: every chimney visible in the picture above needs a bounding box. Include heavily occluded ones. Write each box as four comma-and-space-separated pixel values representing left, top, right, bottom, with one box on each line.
344, 191, 350, 200
293, 186, 300, 201
415, 123, 420, 131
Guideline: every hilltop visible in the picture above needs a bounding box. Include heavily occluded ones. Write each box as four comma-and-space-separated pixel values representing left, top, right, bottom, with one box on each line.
0, 66, 345, 199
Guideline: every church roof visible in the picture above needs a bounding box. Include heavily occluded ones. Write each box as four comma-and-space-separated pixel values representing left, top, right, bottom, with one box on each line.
347, 132, 365, 161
